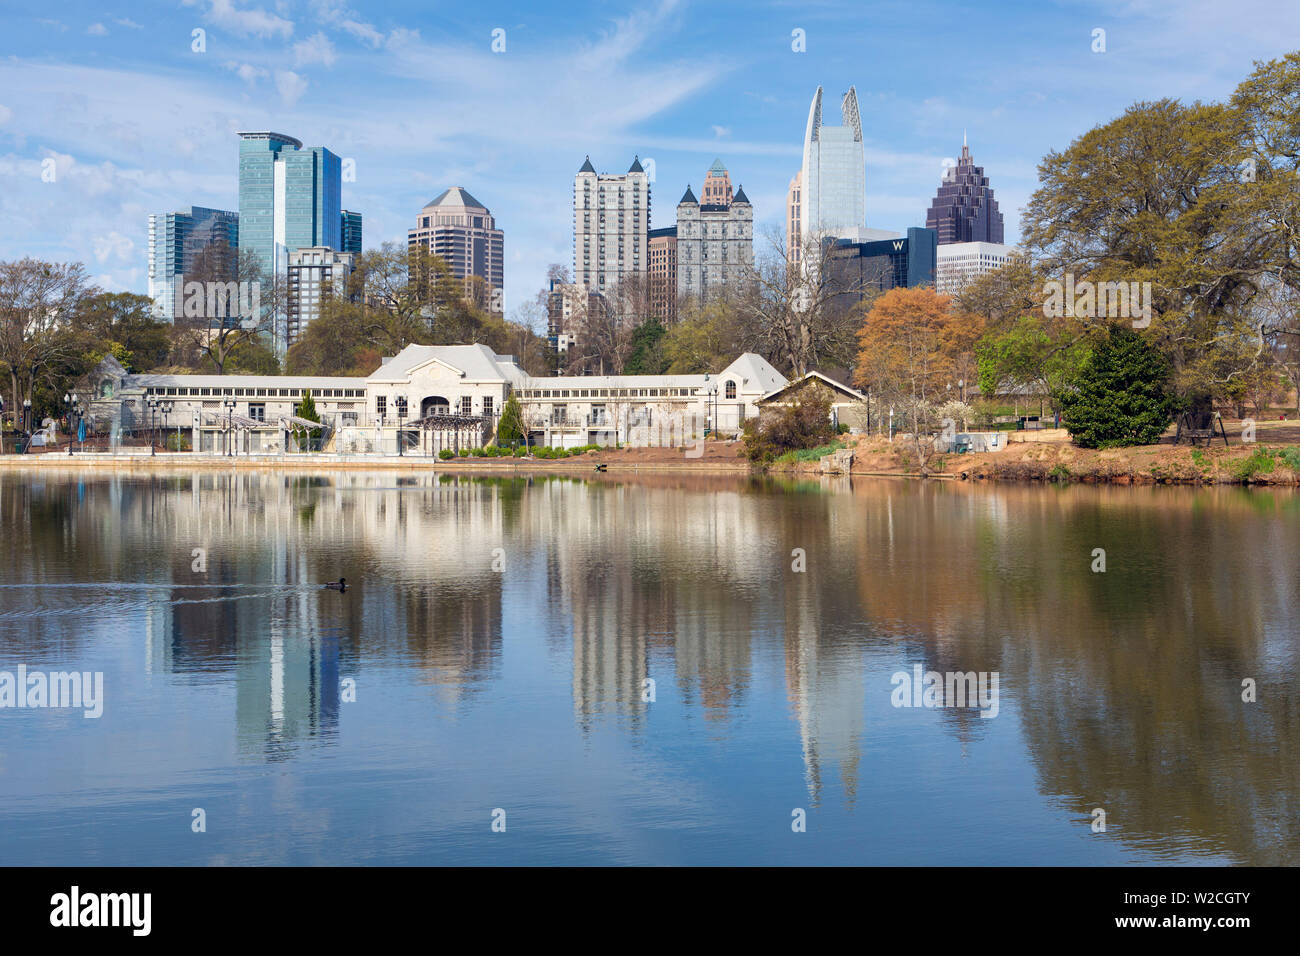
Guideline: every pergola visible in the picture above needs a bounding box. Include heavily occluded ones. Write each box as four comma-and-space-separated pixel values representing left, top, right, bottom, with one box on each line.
408, 411, 492, 456
200, 411, 263, 454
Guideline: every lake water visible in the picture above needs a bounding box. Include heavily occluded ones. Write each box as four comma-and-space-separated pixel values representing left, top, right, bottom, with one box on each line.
0, 467, 1296, 865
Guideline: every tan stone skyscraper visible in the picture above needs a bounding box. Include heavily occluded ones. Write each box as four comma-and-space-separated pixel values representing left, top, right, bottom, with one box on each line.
408, 187, 505, 312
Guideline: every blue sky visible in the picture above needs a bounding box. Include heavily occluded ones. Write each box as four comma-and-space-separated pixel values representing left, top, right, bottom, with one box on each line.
2, 0, 1298, 325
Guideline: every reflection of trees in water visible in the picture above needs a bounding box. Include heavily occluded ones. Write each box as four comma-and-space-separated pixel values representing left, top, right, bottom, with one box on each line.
846, 480, 1300, 864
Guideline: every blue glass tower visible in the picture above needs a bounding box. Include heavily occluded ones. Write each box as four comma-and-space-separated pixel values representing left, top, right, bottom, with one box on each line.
340, 209, 363, 254
147, 206, 239, 321
237, 132, 343, 281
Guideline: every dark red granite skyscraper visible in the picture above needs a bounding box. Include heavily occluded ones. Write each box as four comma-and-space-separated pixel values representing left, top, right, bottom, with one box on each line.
925, 137, 1004, 245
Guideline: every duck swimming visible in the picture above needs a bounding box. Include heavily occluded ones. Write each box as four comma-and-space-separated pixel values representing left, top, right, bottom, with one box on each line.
325, 577, 347, 592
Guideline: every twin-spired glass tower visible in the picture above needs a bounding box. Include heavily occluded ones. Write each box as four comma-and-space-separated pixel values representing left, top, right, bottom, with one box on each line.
798, 86, 866, 245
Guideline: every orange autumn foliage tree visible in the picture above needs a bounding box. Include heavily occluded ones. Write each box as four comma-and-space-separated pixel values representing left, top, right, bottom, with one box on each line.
854, 287, 981, 403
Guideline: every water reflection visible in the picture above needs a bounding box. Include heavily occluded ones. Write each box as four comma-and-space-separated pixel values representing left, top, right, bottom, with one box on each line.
1, 468, 1297, 864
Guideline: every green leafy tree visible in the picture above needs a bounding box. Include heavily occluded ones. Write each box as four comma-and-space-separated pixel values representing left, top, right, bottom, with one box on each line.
294, 389, 322, 451
497, 393, 526, 445
624, 319, 668, 374
1058, 325, 1178, 448
79, 292, 171, 371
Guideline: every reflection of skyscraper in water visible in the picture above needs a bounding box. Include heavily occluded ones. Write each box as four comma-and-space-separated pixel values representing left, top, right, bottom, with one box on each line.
236, 622, 340, 760
568, 560, 649, 733
783, 576, 864, 806
398, 575, 503, 704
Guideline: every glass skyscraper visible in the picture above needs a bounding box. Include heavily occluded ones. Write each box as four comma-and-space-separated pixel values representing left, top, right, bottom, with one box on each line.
340, 210, 363, 254
147, 206, 239, 321
799, 86, 866, 244
237, 131, 343, 282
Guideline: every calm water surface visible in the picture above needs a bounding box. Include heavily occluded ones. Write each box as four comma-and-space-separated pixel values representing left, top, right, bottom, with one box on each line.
0, 467, 1297, 865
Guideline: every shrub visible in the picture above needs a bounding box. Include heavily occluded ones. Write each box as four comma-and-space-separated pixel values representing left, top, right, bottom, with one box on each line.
457, 448, 470, 457
743, 393, 836, 463
439, 449, 455, 460
513, 446, 527, 458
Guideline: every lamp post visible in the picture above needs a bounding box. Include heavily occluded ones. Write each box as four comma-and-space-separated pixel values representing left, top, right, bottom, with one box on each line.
397, 399, 406, 457
64, 393, 74, 455
162, 401, 175, 452
889, 406, 895, 443
224, 398, 236, 457
22, 399, 31, 453
146, 396, 157, 456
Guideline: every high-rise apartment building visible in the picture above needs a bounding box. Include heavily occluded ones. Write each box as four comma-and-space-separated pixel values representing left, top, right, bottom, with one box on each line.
237, 131, 343, 282
547, 280, 606, 357
675, 167, 753, 304
340, 210, 363, 254
925, 136, 1004, 245
786, 171, 802, 264
286, 247, 356, 348
572, 156, 650, 294
935, 241, 1018, 294
798, 86, 867, 245
407, 187, 504, 312
648, 227, 678, 323
147, 206, 240, 321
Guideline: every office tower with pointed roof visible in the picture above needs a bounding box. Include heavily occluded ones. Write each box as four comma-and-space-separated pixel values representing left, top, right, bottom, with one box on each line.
676, 161, 753, 306
701, 158, 733, 206
408, 186, 505, 312
925, 134, 1004, 245
798, 86, 867, 247
572, 155, 650, 294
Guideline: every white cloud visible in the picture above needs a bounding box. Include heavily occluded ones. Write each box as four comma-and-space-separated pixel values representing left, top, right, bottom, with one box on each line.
114, 18, 143, 30
223, 61, 268, 85
86, 23, 108, 36
0, 105, 12, 126
711, 125, 731, 138
274, 70, 309, 107
340, 19, 384, 48
206, 0, 293, 40
92, 231, 134, 264
293, 33, 337, 68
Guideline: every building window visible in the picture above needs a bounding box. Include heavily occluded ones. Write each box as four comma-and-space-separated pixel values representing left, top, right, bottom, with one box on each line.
395, 396, 408, 418
725, 380, 737, 400
460, 396, 472, 416
483, 396, 494, 417
248, 403, 266, 422
376, 396, 386, 418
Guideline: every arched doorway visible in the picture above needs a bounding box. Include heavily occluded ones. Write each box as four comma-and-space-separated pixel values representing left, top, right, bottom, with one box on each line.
421, 395, 449, 417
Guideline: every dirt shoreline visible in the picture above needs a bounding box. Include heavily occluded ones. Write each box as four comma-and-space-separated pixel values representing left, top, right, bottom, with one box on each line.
5, 429, 1300, 485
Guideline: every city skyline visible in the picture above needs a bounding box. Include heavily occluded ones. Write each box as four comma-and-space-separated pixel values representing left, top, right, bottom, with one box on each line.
1, 0, 1298, 325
